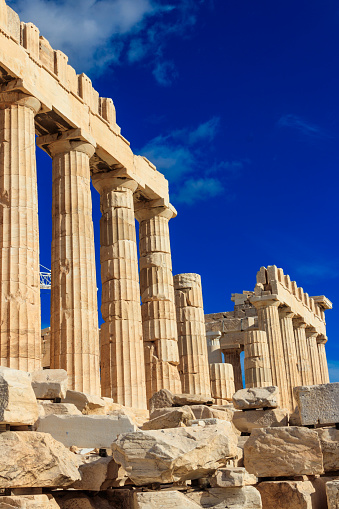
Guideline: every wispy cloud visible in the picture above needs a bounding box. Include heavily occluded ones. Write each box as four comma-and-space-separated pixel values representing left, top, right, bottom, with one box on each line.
278, 114, 326, 138
294, 262, 339, 281
140, 117, 245, 205
8, 0, 205, 83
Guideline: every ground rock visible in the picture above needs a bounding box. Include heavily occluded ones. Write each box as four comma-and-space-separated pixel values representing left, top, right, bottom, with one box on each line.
244, 426, 323, 477
327, 480, 339, 509
0, 431, 80, 488
232, 386, 279, 410
210, 467, 257, 487
315, 427, 339, 472
30, 369, 67, 400
149, 389, 174, 413
37, 414, 137, 448
294, 383, 339, 426
257, 480, 318, 509
133, 490, 201, 508
142, 406, 195, 430
112, 420, 238, 485
0, 494, 59, 508
39, 402, 81, 416
186, 486, 262, 508
0, 367, 39, 425
232, 408, 289, 433
71, 456, 111, 491
62, 390, 106, 414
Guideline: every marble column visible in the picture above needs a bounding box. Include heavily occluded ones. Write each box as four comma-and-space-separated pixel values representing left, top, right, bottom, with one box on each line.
306, 328, 322, 385
279, 307, 301, 410
251, 298, 289, 409
43, 135, 100, 394
174, 273, 211, 397
293, 318, 312, 386
223, 348, 243, 391
317, 338, 330, 383
93, 175, 147, 409
136, 202, 181, 399
244, 329, 273, 389
210, 363, 235, 403
206, 332, 223, 364
0, 92, 41, 371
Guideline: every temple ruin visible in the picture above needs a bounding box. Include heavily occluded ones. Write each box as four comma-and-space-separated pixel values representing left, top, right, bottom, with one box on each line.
0, 1, 338, 508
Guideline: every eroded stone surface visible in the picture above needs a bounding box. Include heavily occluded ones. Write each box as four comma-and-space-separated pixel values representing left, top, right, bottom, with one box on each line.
0, 367, 39, 425
0, 431, 80, 488
294, 383, 339, 426
142, 406, 195, 430
71, 456, 112, 491
39, 402, 82, 416
315, 427, 339, 472
244, 427, 323, 477
134, 491, 201, 508
186, 487, 262, 508
232, 386, 279, 410
326, 480, 339, 509
232, 408, 289, 433
209, 467, 257, 487
30, 369, 67, 400
112, 421, 238, 485
0, 494, 59, 508
257, 480, 317, 509
62, 390, 106, 414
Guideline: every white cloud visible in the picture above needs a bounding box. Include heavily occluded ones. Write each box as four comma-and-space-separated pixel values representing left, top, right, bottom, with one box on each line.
140, 117, 244, 205
8, 0, 204, 81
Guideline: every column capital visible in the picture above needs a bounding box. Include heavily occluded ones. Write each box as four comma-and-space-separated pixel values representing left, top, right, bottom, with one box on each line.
317, 335, 328, 345
293, 317, 307, 329
305, 327, 318, 339
134, 198, 177, 222
92, 174, 138, 194
279, 306, 295, 319
36, 128, 96, 158
0, 91, 41, 114
250, 295, 280, 309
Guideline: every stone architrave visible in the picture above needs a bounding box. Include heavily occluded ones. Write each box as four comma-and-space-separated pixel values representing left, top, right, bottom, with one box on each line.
244, 329, 273, 388
306, 328, 322, 385
293, 318, 312, 386
37, 131, 100, 395
0, 91, 42, 371
279, 307, 301, 410
251, 297, 289, 409
210, 363, 235, 403
136, 202, 181, 400
223, 348, 243, 391
92, 174, 147, 409
318, 338, 330, 384
174, 273, 211, 397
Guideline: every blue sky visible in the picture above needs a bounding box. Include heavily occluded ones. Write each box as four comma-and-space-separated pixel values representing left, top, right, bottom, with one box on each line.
9, 0, 339, 380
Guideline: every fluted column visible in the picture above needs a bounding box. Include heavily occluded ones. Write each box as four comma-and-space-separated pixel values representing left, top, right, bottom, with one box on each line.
244, 329, 273, 389
210, 363, 235, 403
279, 307, 301, 410
206, 332, 223, 364
306, 328, 322, 385
0, 92, 41, 371
93, 175, 147, 409
251, 298, 289, 409
293, 318, 312, 386
174, 273, 211, 397
223, 348, 243, 391
136, 202, 181, 400
317, 338, 330, 383
40, 135, 100, 394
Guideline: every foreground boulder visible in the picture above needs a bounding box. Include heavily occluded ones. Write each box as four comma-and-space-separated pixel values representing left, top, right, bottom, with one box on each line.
0, 494, 59, 508
37, 414, 137, 448
30, 369, 68, 400
72, 456, 112, 491
142, 406, 195, 430
186, 487, 262, 508
0, 431, 80, 487
112, 420, 238, 485
257, 480, 319, 509
232, 386, 279, 410
294, 383, 339, 426
244, 427, 323, 477
62, 390, 106, 414
232, 408, 288, 433
0, 367, 39, 425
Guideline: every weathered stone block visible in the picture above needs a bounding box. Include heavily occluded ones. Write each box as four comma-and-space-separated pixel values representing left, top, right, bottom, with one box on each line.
133, 490, 201, 508
72, 456, 112, 491
0, 431, 80, 488
149, 388, 174, 413
315, 427, 339, 472
63, 390, 106, 414
244, 427, 323, 477
294, 383, 339, 426
0, 367, 39, 425
0, 494, 59, 508
232, 386, 279, 410
39, 402, 82, 416
232, 408, 289, 433
257, 480, 318, 509
210, 467, 257, 487
37, 414, 137, 448
142, 406, 195, 430
112, 421, 238, 485
326, 480, 339, 509
186, 487, 262, 508
30, 369, 67, 400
